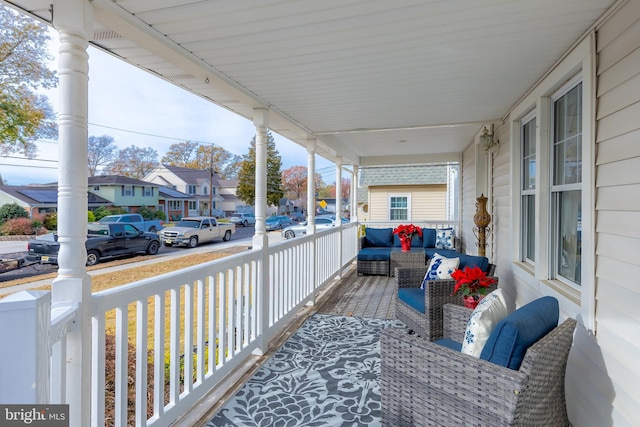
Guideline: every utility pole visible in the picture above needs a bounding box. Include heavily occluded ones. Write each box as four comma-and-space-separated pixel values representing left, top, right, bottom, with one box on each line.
209, 144, 214, 217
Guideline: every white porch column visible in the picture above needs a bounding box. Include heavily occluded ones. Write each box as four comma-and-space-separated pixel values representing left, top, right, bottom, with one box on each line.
306, 138, 317, 305
252, 109, 269, 249
335, 157, 343, 278
306, 139, 316, 233
252, 109, 269, 354
335, 157, 343, 225
52, 1, 92, 426
351, 165, 359, 222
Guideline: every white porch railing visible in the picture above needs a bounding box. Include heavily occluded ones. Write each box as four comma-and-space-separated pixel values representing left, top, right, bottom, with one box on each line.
1, 222, 358, 427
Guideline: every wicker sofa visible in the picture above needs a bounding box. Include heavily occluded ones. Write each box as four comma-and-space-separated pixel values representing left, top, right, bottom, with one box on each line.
381, 300, 577, 426
395, 260, 496, 340
357, 226, 457, 276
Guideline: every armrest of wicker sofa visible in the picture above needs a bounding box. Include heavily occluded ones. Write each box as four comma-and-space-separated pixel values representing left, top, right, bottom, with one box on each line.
442, 303, 473, 342
395, 266, 428, 289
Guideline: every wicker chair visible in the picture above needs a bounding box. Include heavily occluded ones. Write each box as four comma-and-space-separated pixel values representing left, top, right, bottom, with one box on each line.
381, 304, 577, 426
394, 264, 497, 340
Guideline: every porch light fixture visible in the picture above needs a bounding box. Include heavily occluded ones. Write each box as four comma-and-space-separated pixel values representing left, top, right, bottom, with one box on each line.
479, 124, 497, 153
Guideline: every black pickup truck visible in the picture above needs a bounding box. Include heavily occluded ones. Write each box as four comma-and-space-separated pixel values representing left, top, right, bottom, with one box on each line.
26, 222, 161, 266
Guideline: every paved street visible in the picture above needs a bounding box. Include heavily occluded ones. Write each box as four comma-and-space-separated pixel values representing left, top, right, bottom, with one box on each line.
0, 226, 288, 294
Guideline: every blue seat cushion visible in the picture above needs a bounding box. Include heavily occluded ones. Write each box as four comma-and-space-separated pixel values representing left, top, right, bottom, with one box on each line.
364, 227, 393, 247
480, 296, 559, 370
422, 228, 437, 248
435, 338, 463, 352
458, 254, 490, 272
393, 233, 423, 247
357, 247, 392, 261
397, 288, 425, 314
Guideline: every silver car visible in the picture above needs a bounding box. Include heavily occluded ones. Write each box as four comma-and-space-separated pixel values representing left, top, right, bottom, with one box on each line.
281, 217, 336, 239
229, 213, 255, 227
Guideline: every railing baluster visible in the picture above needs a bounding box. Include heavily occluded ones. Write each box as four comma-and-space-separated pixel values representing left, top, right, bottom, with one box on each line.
91, 315, 106, 427
153, 292, 165, 419
196, 279, 205, 384
115, 305, 128, 427
169, 288, 181, 405
135, 299, 148, 426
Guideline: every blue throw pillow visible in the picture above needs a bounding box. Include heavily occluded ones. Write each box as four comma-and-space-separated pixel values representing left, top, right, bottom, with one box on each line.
364, 227, 393, 247
422, 228, 437, 248
480, 296, 559, 370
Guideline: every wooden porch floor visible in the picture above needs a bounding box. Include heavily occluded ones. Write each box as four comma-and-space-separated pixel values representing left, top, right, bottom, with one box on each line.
316, 265, 396, 319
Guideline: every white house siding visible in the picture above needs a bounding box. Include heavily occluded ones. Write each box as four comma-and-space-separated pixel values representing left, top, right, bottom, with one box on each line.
485, 2, 640, 426
368, 185, 446, 221
461, 145, 477, 254
589, 2, 640, 425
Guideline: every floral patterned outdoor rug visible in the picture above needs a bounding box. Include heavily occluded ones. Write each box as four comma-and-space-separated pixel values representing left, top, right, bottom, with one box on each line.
205, 314, 405, 427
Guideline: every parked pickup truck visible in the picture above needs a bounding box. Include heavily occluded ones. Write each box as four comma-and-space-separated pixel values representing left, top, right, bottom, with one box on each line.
97, 213, 164, 233
159, 216, 235, 248
26, 222, 161, 266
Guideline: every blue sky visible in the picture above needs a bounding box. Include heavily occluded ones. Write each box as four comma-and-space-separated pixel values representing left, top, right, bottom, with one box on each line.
2, 36, 334, 185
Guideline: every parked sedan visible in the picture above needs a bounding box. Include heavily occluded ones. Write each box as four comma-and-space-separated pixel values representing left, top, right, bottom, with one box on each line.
265, 215, 293, 231
281, 217, 336, 239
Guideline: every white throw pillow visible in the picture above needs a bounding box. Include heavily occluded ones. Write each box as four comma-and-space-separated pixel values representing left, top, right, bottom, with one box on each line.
436, 228, 455, 250
461, 289, 509, 358
422, 253, 460, 286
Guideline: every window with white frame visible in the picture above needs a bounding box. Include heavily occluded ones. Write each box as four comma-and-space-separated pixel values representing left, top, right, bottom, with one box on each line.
389, 195, 409, 221
188, 201, 197, 210
168, 200, 181, 210
143, 186, 152, 197
123, 185, 133, 196
187, 185, 197, 195
551, 81, 582, 286
521, 113, 536, 264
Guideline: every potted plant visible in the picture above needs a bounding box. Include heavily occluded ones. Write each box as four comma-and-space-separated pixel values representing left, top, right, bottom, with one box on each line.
392, 224, 423, 252
451, 266, 497, 309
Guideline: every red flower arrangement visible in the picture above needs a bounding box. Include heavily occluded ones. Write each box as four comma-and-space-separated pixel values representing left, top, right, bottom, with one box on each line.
392, 224, 423, 240
451, 266, 497, 308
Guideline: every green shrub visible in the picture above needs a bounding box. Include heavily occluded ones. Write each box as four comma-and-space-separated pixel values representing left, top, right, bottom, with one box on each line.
87, 211, 96, 222
0, 203, 28, 224
137, 205, 154, 220
154, 210, 166, 220
108, 207, 127, 215
93, 206, 111, 220
44, 212, 57, 230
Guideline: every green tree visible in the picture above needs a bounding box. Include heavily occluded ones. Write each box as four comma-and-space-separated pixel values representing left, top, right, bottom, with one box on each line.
236, 130, 282, 207
88, 135, 118, 176
0, 5, 58, 156
0, 202, 28, 224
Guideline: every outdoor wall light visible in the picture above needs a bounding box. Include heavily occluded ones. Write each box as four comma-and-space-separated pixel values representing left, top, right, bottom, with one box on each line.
479, 124, 497, 153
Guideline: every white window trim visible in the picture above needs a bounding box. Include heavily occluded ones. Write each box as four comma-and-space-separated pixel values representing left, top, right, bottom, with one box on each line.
388, 194, 411, 221
520, 109, 537, 266
509, 34, 595, 333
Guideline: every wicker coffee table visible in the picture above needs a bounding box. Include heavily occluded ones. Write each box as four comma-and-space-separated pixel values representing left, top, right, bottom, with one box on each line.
390, 248, 426, 276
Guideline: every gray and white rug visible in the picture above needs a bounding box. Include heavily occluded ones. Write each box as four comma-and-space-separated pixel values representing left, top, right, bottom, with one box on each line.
206, 314, 405, 427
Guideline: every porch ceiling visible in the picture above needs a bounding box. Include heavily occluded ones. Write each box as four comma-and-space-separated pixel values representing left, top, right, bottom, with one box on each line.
7, 0, 615, 166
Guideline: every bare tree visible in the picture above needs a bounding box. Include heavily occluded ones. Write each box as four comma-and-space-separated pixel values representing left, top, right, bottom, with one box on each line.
105, 145, 159, 179
87, 135, 118, 176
